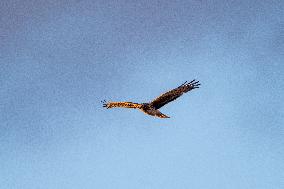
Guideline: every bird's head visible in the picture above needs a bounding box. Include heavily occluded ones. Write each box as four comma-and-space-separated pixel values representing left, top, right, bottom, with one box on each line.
141, 103, 150, 109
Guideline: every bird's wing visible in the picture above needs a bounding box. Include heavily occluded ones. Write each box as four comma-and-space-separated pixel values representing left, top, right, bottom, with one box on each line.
150, 80, 200, 109
102, 101, 142, 109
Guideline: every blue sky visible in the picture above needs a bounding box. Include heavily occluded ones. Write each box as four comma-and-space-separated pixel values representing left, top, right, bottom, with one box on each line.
1, 0, 283, 188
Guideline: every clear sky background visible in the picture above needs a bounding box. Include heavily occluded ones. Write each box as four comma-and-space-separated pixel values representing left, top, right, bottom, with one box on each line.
1, 0, 283, 188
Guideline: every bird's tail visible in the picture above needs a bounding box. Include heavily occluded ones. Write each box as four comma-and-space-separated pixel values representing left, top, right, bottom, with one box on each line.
155, 111, 170, 118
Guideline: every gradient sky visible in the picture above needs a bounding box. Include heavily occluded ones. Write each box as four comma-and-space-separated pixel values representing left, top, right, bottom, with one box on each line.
1, 0, 284, 188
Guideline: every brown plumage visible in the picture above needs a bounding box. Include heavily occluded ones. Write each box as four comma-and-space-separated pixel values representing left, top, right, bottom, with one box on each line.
102, 80, 200, 118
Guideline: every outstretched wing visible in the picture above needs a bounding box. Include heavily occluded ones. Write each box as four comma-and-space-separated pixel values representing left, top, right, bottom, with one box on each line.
102, 101, 142, 109
150, 80, 200, 109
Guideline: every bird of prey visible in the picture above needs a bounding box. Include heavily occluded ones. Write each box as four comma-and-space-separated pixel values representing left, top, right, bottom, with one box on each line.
102, 80, 200, 118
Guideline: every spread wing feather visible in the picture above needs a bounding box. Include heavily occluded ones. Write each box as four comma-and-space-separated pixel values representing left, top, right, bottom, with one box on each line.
150, 80, 200, 109
102, 101, 142, 109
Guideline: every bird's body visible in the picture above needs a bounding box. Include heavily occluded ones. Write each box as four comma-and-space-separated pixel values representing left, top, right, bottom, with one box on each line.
102, 80, 200, 118
140, 103, 170, 118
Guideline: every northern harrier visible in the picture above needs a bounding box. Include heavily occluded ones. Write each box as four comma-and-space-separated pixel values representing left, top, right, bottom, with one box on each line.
102, 80, 200, 118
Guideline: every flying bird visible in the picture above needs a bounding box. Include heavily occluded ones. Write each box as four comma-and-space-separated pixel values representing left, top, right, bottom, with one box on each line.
102, 80, 200, 118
